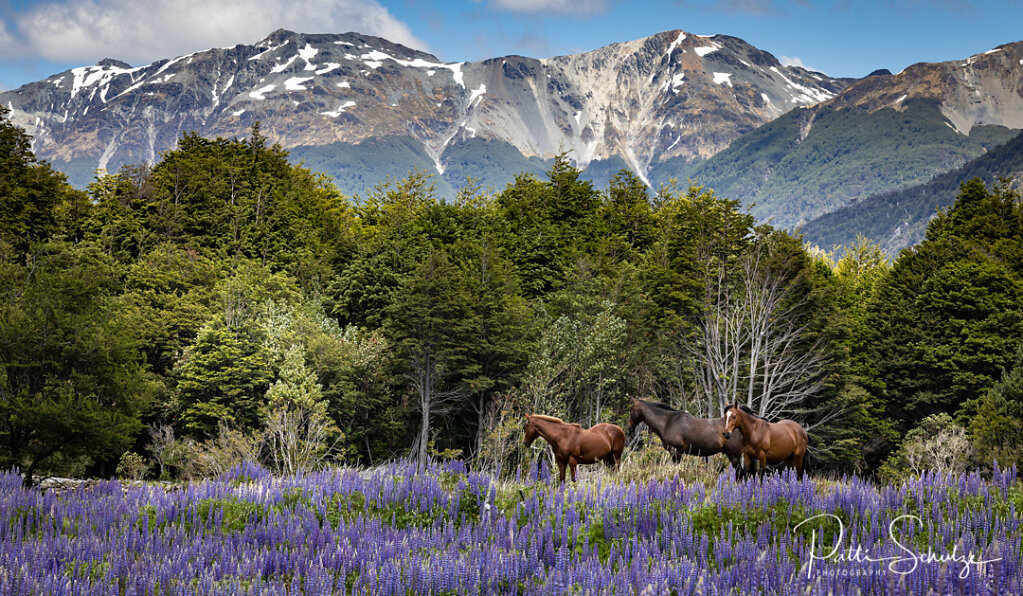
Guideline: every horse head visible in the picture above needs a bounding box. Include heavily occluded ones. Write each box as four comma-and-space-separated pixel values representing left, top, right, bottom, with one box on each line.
722, 404, 741, 439
626, 399, 645, 434
523, 414, 539, 446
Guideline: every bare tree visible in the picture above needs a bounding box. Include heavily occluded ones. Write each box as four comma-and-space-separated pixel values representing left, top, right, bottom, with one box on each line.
146, 423, 178, 480
739, 249, 826, 420
687, 242, 829, 423
262, 407, 342, 475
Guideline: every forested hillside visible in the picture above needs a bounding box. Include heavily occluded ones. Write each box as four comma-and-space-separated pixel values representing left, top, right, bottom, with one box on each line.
657, 99, 1017, 228
2, 106, 1021, 484
801, 130, 1023, 255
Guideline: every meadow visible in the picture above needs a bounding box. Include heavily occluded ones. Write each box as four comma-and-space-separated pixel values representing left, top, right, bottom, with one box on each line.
1, 458, 1020, 595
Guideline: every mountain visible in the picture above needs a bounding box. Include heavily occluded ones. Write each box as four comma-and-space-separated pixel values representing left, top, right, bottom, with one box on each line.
672, 42, 1023, 228
800, 130, 1023, 256
0, 29, 846, 193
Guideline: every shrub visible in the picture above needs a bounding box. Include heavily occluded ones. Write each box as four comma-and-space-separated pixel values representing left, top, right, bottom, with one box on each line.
115, 451, 148, 481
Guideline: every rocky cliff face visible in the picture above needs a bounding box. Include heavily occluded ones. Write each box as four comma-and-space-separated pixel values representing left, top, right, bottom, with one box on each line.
1, 29, 846, 186
670, 41, 1023, 229
822, 41, 1023, 133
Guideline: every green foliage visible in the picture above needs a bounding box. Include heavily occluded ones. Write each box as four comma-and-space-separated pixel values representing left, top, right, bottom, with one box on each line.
867, 180, 1023, 437
676, 100, 1017, 228
966, 347, 1023, 470
494, 155, 605, 298
122, 244, 219, 376
173, 323, 272, 439
0, 242, 153, 483
144, 127, 350, 283
0, 105, 83, 254
802, 131, 1023, 256
386, 249, 477, 465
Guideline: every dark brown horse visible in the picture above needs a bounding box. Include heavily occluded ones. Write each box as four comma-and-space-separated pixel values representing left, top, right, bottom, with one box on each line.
523, 414, 626, 482
722, 404, 808, 479
627, 399, 746, 475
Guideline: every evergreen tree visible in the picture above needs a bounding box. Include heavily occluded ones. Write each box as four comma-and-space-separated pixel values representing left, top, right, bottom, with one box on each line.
173, 323, 272, 439
0, 106, 84, 255
385, 249, 476, 468
867, 179, 1023, 431
0, 242, 153, 484
967, 347, 1023, 469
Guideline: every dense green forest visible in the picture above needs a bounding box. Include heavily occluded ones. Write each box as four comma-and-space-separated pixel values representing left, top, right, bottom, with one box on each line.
801, 130, 1023, 256
2, 105, 1022, 484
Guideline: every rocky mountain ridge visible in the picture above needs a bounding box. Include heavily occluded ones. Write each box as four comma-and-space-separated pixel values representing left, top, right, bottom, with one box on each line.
823, 41, 1023, 135
1, 28, 846, 188
664, 41, 1023, 228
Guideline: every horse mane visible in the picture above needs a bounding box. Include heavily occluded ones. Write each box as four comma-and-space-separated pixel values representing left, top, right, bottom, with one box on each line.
644, 400, 680, 412
530, 414, 582, 428
734, 404, 767, 420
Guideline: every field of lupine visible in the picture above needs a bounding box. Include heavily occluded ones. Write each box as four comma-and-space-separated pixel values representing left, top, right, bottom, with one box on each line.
1, 460, 1021, 595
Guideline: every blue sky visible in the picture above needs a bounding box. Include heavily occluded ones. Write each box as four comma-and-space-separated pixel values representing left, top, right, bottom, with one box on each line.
1, 0, 1021, 90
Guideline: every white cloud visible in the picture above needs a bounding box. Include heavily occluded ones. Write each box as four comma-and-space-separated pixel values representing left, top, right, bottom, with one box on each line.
780, 55, 828, 74
0, 18, 13, 49
779, 55, 806, 68
487, 0, 608, 16
8, 0, 426, 65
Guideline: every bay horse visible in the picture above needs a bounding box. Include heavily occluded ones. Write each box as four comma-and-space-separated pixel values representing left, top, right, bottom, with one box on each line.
523, 414, 626, 483
722, 404, 808, 479
626, 399, 746, 476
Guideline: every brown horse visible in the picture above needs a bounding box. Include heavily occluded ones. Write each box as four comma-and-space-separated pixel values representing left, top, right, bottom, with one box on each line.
626, 399, 747, 476
722, 404, 808, 479
523, 414, 626, 482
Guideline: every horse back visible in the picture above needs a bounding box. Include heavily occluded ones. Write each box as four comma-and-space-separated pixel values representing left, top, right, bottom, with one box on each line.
590, 423, 626, 453
766, 419, 808, 457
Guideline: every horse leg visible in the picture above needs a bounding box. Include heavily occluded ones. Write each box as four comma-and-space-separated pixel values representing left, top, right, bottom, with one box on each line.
731, 456, 743, 481
757, 454, 768, 479
569, 458, 578, 483
737, 453, 752, 480
791, 453, 805, 480
603, 451, 620, 471
556, 459, 567, 483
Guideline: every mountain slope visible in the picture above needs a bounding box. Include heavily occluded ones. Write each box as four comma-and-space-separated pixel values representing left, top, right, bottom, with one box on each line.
800, 130, 1023, 256
0, 29, 844, 193
671, 43, 1023, 228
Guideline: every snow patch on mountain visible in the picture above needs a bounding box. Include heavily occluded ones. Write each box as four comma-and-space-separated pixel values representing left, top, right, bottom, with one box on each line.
271, 55, 299, 73
249, 84, 276, 100
299, 44, 319, 70
468, 83, 487, 106
666, 32, 686, 57
321, 101, 357, 118
284, 77, 313, 91
663, 72, 685, 93
70, 64, 137, 98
